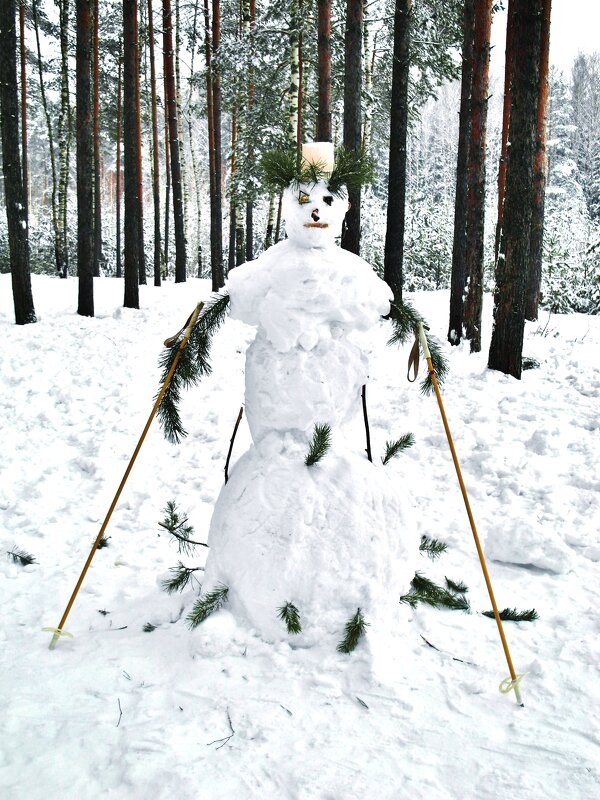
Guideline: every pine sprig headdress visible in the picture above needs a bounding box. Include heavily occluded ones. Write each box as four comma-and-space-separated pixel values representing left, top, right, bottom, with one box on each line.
261, 146, 373, 197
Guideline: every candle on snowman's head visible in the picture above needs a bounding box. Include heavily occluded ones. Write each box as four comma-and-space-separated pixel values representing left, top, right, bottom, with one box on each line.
302, 142, 335, 175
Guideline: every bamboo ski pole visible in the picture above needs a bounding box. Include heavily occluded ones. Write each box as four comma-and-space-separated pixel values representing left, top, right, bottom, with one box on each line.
416, 323, 524, 706
46, 302, 204, 650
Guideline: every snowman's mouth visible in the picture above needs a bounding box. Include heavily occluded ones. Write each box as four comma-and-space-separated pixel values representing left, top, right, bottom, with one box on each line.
303, 222, 329, 228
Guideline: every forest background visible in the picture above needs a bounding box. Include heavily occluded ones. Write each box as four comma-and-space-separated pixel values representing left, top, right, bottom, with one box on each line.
1, 0, 599, 335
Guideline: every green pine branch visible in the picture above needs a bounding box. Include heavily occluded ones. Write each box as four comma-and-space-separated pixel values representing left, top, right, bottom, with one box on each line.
158, 500, 207, 556
261, 146, 373, 196
187, 584, 229, 629
400, 572, 470, 612
143, 623, 156, 632
305, 423, 332, 466
482, 608, 538, 622
445, 577, 469, 594
96, 536, 110, 549
277, 602, 302, 634
6, 547, 36, 566
419, 535, 448, 560
382, 433, 415, 465
337, 608, 369, 653
157, 293, 230, 444
387, 301, 449, 394
161, 562, 203, 594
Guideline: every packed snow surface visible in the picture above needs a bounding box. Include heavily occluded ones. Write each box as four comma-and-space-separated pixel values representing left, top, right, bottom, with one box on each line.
1, 275, 599, 799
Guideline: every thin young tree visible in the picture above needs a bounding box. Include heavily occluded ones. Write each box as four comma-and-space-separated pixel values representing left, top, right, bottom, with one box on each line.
76, 0, 94, 316
19, 0, 28, 225
341, 0, 363, 255
148, 0, 161, 286
245, 0, 255, 262
135, 0, 145, 285
488, 0, 542, 378
463, 0, 493, 353
494, 0, 515, 261
384, 0, 412, 306
316, 0, 332, 141
116, 51, 123, 279
0, 0, 36, 324
525, 0, 552, 321
163, 0, 187, 282
448, 0, 474, 346
123, 0, 141, 308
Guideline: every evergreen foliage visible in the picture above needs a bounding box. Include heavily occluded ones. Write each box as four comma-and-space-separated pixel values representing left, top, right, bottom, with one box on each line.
522, 357, 540, 370
400, 572, 470, 611
445, 577, 468, 594
419, 535, 448, 560
161, 562, 203, 594
6, 547, 36, 566
96, 536, 110, 549
387, 301, 449, 394
260, 146, 373, 196
305, 423, 332, 466
336, 608, 369, 653
482, 607, 538, 622
186, 584, 229, 629
382, 433, 415, 465
143, 623, 156, 632
277, 602, 302, 634
158, 500, 207, 556
157, 293, 230, 444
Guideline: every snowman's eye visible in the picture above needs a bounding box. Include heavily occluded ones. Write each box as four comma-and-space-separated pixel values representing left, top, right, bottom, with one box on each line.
323, 196, 333, 206
298, 191, 310, 205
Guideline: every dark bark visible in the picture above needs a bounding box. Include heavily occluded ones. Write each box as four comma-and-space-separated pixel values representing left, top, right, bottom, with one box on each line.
19, 0, 28, 225
0, 0, 36, 324
245, 0, 255, 263
57, 0, 71, 278
148, 0, 161, 286
135, 0, 145, 284
341, 0, 363, 255
316, 0, 332, 141
123, 0, 140, 308
92, 0, 102, 277
274, 191, 282, 243
210, 0, 224, 288
163, 0, 186, 282
448, 0, 474, 346
116, 53, 123, 279
163, 69, 171, 275
463, 0, 493, 353
488, 0, 542, 379
383, 0, 412, 305
228, 106, 237, 271
76, 0, 94, 316
494, 0, 515, 261
525, 0, 552, 321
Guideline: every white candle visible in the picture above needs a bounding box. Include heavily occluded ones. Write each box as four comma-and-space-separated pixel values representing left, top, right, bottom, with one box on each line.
301, 141, 335, 174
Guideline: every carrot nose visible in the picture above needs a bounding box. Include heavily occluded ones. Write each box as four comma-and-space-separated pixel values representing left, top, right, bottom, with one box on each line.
311, 209, 320, 222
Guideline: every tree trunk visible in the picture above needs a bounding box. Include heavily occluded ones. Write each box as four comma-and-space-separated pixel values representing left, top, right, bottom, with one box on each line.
186, 0, 203, 278
383, 0, 412, 306
175, 0, 188, 233
274, 191, 283, 243
116, 52, 123, 278
494, 0, 515, 262
163, 69, 171, 276
488, 0, 542, 379
463, 0, 493, 353
448, 0, 474, 346
148, 0, 161, 286
228, 105, 237, 271
123, 0, 140, 308
525, 0, 552, 321
19, 0, 28, 225
92, 0, 102, 276
288, 0, 300, 149
210, 0, 224, 287
57, 0, 71, 278
0, 0, 36, 324
135, 0, 146, 284
76, 0, 94, 316
163, 0, 187, 282
245, 0, 255, 262
203, 0, 215, 274
341, 0, 363, 255
265, 193, 275, 249
316, 0, 331, 141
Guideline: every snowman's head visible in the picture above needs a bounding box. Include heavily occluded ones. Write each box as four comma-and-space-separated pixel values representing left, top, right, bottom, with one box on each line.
282, 180, 348, 249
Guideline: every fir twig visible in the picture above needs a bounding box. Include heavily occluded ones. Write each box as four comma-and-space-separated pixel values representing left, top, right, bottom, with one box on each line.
261, 146, 373, 196
158, 501, 207, 555
6, 547, 36, 566
157, 293, 230, 443
445, 577, 469, 594
382, 433, 415, 465
400, 572, 470, 612
143, 623, 156, 632
96, 536, 110, 549
277, 602, 302, 634
161, 562, 203, 594
305, 423, 332, 466
337, 608, 369, 653
522, 357, 540, 370
419, 535, 448, 560
187, 584, 229, 629
387, 301, 449, 394
482, 608, 538, 622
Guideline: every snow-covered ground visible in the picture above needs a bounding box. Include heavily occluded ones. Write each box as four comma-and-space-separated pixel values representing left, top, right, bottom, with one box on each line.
1, 274, 598, 799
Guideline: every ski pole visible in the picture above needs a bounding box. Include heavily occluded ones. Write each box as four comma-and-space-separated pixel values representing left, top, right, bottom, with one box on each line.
46, 302, 204, 650
416, 322, 524, 706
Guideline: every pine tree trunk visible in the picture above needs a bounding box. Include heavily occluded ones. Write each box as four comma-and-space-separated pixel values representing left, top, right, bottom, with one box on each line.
57, 0, 71, 279
265, 192, 275, 249
19, 0, 28, 225
525, 0, 552, 321
135, 1, 146, 285
163, 69, 171, 276
175, 0, 188, 234
76, 0, 94, 316
447, 0, 474, 346
123, 0, 140, 308
362, 11, 374, 151
494, 0, 515, 262
210, 0, 224, 287
316, 0, 331, 141
288, 0, 300, 148
463, 0, 492, 353
341, 0, 363, 255
383, 0, 412, 306
228, 106, 237, 271
488, 0, 542, 379
0, 0, 36, 324
203, 0, 216, 275
163, 0, 187, 282
148, 0, 161, 286
274, 191, 283, 243
186, 0, 203, 278
92, 0, 102, 277
245, 0, 255, 262
116, 53, 123, 279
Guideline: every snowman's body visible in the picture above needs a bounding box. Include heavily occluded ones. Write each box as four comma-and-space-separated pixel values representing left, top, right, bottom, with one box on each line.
203, 181, 418, 647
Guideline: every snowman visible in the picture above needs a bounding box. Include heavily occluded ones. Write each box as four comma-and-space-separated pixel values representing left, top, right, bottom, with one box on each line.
201, 143, 419, 650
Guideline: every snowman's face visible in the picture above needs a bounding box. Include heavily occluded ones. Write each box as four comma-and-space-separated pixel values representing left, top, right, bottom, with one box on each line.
282, 180, 348, 249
